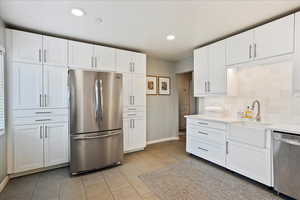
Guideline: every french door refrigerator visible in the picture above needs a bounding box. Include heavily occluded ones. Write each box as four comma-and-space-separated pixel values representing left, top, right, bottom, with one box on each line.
68, 70, 123, 175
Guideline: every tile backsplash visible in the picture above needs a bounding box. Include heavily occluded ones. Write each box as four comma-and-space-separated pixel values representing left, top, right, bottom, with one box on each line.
200, 61, 300, 123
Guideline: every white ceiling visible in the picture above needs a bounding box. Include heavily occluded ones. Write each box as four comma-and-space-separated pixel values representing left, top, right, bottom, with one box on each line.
1, 0, 300, 61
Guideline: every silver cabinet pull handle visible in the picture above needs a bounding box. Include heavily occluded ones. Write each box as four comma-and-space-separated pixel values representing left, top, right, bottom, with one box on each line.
39, 94, 42, 107
249, 45, 252, 59
128, 108, 136, 111
254, 43, 257, 58
198, 147, 208, 152
198, 131, 208, 135
226, 141, 229, 154
44, 49, 46, 63
35, 119, 51, 122
207, 81, 210, 92
35, 112, 51, 114
204, 81, 207, 93
95, 57, 97, 68
40, 126, 43, 139
91, 57, 94, 68
133, 62, 135, 72
128, 114, 136, 116
133, 96, 135, 105
198, 122, 208, 125
133, 119, 135, 128
39, 49, 42, 63
45, 126, 48, 138
130, 119, 132, 128
44, 94, 47, 107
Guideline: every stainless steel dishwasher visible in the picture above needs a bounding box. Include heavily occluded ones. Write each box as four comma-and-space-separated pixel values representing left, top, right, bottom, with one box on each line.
273, 131, 300, 199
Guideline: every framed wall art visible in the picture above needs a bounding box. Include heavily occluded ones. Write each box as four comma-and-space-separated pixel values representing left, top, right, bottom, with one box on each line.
158, 76, 171, 95
146, 75, 158, 95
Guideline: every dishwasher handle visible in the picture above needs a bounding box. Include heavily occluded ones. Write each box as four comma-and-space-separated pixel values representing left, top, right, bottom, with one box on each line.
277, 138, 300, 146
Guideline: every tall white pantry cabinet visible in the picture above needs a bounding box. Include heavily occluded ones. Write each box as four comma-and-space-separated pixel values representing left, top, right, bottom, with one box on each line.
5, 29, 147, 174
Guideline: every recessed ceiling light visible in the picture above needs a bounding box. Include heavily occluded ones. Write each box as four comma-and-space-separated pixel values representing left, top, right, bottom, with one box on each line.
71, 8, 85, 17
96, 17, 103, 23
166, 35, 175, 41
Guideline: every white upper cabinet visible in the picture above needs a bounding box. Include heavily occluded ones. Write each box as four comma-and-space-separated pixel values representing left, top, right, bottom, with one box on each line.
193, 47, 209, 96
226, 14, 294, 66
116, 49, 146, 74
14, 124, 44, 173
12, 30, 43, 64
13, 63, 43, 110
209, 41, 226, 94
254, 15, 294, 60
94, 45, 116, 72
193, 40, 226, 97
226, 30, 253, 65
68, 41, 94, 69
43, 66, 68, 108
43, 36, 68, 67
44, 122, 69, 167
131, 74, 146, 107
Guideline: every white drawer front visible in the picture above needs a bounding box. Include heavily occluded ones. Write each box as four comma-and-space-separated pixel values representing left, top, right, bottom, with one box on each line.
14, 109, 68, 118
123, 112, 145, 119
188, 126, 225, 145
188, 119, 226, 130
14, 116, 68, 125
124, 106, 145, 113
187, 136, 225, 167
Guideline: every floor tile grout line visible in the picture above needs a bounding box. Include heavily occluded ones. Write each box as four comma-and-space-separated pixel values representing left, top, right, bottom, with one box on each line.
102, 174, 117, 200
30, 173, 42, 200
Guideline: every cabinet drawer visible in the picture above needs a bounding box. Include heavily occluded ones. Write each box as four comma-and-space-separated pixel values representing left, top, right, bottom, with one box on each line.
14, 116, 68, 125
14, 109, 68, 118
187, 126, 225, 145
123, 112, 145, 119
124, 106, 145, 113
187, 136, 225, 167
188, 119, 226, 130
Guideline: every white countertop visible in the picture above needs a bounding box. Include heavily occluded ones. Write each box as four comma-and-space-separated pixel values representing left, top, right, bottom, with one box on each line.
185, 114, 300, 135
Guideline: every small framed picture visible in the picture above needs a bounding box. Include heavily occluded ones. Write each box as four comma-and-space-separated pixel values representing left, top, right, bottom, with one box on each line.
158, 76, 171, 95
146, 75, 158, 95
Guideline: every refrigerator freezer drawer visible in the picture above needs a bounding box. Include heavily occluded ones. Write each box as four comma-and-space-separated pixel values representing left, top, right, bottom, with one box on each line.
70, 130, 123, 174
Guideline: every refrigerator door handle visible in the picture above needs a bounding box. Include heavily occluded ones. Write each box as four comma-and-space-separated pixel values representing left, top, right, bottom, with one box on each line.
72, 131, 121, 140
95, 80, 104, 121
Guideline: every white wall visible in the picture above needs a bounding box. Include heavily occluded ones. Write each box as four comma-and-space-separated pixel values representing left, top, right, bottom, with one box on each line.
201, 61, 300, 123
174, 56, 193, 74
0, 17, 6, 183
146, 57, 179, 142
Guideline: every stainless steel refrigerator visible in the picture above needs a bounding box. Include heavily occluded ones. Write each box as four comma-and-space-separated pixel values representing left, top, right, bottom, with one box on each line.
68, 70, 123, 175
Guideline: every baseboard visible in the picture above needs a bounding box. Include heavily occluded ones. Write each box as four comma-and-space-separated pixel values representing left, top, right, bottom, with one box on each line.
0, 176, 9, 192
147, 136, 179, 145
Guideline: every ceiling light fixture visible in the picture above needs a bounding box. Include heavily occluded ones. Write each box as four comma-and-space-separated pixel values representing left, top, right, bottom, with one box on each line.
166, 35, 175, 41
71, 8, 85, 17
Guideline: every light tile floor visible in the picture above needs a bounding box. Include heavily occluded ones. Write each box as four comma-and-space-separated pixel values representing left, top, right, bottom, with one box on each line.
0, 140, 187, 200
0, 139, 281, 200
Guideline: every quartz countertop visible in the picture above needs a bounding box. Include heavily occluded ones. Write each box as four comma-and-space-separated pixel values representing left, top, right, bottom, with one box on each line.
185, 114, 300, 135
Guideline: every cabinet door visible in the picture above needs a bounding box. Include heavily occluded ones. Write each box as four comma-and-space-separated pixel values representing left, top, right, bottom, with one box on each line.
193, 47, 209, 96
43, 36, 68, 67
209, 41, 226, 94
44, 123, 69, 167
123, 119, 130, 152
293, 12, 300, 96
116, 49, 132, 73
43, 66, 68, 108
129, 118, 146, 150
13, 63, 43, 109
226, 141, 271, 185
122, 74, 132, 107
68, 41, 94, 69
12, 30, 43, 64
131, 74, 146, 107
254, 15, 294, 60
226, 30, 253, 65
14, 124, 44, 173
132, 53, 146, 74
94, 45, 116, 72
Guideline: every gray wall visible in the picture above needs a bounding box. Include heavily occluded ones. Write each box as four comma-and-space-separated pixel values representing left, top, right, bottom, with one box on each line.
174, 56, 193, 74
146, 57, 179, 142
0, 18, 6, 183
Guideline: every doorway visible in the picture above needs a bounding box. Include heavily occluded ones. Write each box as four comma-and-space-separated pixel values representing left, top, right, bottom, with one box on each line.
176, 72, 197, 136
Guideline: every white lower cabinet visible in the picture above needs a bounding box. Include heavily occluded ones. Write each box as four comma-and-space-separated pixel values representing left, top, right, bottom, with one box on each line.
123, 116, 146, 152
44, 123, 69, 167
14, 124, 44, 173
226, 141, 271, 186
186, 118, 272, 186
14, 121, 69, 173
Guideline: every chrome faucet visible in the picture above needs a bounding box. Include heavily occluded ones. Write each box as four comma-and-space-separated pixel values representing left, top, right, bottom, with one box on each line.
251, 100, 261, 122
